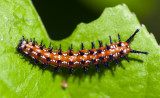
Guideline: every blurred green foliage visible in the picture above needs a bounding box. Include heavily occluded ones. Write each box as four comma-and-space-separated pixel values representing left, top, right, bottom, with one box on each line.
79, 0, 155, 17
32, 0, 160, 43
79, 0, 160, 43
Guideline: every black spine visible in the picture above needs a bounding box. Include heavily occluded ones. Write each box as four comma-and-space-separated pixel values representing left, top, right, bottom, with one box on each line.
69, 44, 73, 56
81, 43, 84, 50
118, 34, 121, 42
40, 40, 43, 46
126, 29, 139, 43
130, 50, 148, 54
23, 36, 25, 40
58, 44, 62, 55
49, 43, 51, 49
109, 36, 112, 44
30, 38, 32, 42
98, 40, 103, 47
91, 42, 95, 49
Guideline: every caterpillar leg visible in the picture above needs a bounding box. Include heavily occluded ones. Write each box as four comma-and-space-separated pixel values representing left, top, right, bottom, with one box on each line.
84, 66, 87, 73
116, 59, 120, 66
44, 63, 48, 69
55, 66, 60, 72
124, 56, 129, 62
95, 64, 99, 72
104, 62, 109, 69
69, 67, 74, 74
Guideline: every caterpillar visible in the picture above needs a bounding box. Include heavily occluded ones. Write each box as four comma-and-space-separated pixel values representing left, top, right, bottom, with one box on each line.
16, 29, 148, 74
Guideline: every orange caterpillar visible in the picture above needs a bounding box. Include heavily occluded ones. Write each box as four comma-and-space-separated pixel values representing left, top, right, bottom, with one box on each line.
16, 29, 148, 74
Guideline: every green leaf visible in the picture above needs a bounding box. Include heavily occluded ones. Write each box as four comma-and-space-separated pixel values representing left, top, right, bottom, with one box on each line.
0, 0, 160, 98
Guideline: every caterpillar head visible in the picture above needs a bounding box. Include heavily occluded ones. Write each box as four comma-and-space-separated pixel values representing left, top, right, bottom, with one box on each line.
16, 36, 26, 52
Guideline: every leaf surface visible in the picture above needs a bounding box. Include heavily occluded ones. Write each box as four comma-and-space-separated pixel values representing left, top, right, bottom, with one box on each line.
0, 1, 160, 98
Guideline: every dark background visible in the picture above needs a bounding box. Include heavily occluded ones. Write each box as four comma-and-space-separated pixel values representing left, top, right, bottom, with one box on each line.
32, 0, 160, 43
